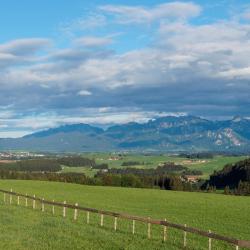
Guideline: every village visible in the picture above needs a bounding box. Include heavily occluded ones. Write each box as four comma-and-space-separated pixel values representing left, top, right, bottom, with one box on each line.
0, 151, 45, 160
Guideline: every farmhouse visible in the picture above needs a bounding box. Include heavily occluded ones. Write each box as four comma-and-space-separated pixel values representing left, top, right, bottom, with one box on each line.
185, 175, 201, 183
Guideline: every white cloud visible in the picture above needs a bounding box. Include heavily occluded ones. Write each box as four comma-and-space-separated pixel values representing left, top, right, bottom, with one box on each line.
59, 12, 107, 37
0, 131, 31, 138
241, 9, 250, 20
0, 38, 51, 56
217, 67, 250, 79
0, 53, 20, 67
74, 36, 113, 47
2, 20, 250, 91
77, 90, 92, 96
98, 107, 112, 113
0, 110, 180, 135
99, 2, 201, 24
0, 110, 16, 119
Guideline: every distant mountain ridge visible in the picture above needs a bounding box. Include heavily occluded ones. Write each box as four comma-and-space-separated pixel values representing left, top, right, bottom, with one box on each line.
0, 115, 250, 152
24, 124, 104, 138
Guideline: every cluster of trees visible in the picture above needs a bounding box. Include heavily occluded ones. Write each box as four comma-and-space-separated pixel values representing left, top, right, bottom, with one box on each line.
179, 153, 214, 159
224, 182, 250, 196
182, 169, 203, 176
0, 169, 87, 184
99, 174, 143, 188
96, 173, 198, 191
154, 175, 196, 191
158, 162, 187, 172
0, 167, 199, 191
107, 167, 156, 176
106, 162, 201, 176
235, 181, 250, 195
0, 156, 99, 172
92, 163, 109, 170
207, 158, 250, 189
0, 159, 61, 172
202, 158, 250, 195
57, 156, 95, 167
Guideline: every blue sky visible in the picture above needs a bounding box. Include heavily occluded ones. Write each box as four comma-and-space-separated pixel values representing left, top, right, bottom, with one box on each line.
0, 0, 250, 137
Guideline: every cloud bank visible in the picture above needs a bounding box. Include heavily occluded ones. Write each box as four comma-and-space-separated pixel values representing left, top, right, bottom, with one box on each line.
0, 1, 250, 137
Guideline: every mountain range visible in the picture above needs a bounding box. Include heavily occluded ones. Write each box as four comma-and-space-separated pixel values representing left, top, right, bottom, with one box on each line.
0, 115, 250, 152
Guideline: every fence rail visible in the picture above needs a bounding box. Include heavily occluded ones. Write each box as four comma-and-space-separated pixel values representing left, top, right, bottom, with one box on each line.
1, 188, 249, 249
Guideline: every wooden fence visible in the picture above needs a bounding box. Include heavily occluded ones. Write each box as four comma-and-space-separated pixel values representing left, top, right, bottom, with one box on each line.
1, 189, 250, 250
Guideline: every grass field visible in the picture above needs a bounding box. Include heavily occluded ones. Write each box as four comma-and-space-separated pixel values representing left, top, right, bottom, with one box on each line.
0, 180, 249, 249
60, 153, 248, 179
60, 166, 98, 177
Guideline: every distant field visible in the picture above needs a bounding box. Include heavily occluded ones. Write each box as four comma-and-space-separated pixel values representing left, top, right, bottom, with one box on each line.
0, 180, 249, 249
60, 166, 98, 177
185, 155, 248, 178
60, 153, 248, 179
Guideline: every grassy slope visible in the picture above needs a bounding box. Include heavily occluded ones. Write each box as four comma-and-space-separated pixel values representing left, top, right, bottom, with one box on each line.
186, 155, 248, 178
0, 180, 249, 249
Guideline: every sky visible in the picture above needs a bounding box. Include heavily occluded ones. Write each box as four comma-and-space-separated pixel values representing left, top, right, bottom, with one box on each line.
0, 0, 250, 137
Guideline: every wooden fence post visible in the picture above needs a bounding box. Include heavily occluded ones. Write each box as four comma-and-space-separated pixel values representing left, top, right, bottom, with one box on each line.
209, 230, 212, 250
9, 189, 12, 204
3, 193, 6, 203
114, 217, 117, 231
17, 196, 20, 205
132, 220, 135, 234
163, 218, 167, 242
32, 195, 36, 209
74, 203, 78, 220
63, 201, 66, 217
87, 211, 90, 224
52, 200, 55, 215
25, 194, 28, 207
100, 214, 104, 227
148, 217, 151, 239
42, 198, 45, 212
184, 224, 187, 247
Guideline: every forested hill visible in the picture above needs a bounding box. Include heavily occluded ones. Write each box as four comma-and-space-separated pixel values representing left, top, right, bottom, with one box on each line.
0, 115, 250, 152
207, 158, 250, 189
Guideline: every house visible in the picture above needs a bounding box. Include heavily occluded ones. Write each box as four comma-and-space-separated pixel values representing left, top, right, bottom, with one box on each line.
185, 175, 201, 183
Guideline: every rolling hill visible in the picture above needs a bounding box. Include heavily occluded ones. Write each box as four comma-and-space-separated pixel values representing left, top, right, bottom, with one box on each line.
0, 115, 250, 152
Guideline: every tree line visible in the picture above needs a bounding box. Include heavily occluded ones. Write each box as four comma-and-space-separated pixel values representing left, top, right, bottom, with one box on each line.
178, 153, 214, 159
0, 168, 199, 192
57, 156, 95, 167
0, 157, 98, 172
206, 158, 250, 188
0, 159, 61, 172
107, 162, 202, 176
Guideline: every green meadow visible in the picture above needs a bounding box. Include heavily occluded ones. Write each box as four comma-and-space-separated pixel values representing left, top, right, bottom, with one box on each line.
0, 180, 249, 249
60, 153, 248, 179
